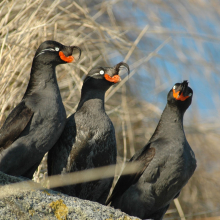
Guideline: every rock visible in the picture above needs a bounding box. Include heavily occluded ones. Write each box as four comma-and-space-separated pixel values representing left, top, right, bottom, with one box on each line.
0, 172, 140, 220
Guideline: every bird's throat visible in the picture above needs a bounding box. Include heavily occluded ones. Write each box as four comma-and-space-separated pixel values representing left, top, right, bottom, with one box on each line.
77, 88, 105, 111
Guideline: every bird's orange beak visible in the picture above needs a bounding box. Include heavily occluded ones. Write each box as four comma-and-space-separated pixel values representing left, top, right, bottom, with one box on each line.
104, 74, 121, 83
173, 89, 189, 101
59, 51, 74, 63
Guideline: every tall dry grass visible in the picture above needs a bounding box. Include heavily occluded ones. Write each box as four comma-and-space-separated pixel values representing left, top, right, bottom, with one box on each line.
1, 0, 220, 219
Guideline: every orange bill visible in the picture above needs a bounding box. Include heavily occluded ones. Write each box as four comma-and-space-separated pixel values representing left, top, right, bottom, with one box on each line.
173, 89, 189, 101
59, 51, 74, 63
104, 74, 121, 83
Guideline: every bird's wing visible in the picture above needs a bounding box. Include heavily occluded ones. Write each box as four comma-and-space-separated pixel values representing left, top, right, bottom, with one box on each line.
106, 143, 155, 205
0, 100, 34, 150
47, 114, 77, 176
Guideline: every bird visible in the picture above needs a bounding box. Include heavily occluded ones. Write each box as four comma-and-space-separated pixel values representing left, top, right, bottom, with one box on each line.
106, 80, 197, 220
47, 62, 130, 205
0, 40, 81, 179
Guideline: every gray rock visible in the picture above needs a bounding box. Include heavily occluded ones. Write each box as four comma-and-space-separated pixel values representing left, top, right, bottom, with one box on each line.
0, 172, 140, 220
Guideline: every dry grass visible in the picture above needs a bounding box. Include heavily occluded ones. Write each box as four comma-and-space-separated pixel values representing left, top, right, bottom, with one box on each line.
1, 0, 220, 219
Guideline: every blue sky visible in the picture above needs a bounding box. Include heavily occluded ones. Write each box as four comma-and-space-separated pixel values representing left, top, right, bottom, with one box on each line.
109, 1, 220, 122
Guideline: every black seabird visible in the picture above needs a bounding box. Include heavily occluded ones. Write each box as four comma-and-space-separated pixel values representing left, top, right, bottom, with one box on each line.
48, 62, 130, 205
0, 40, 81, 179
106, 81, 197, 220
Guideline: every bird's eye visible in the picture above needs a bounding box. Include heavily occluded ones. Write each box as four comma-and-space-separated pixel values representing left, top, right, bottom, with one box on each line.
188, 93, 192, 96
55, 47, 59, 51
100, 70, 104, 75
173, 85, 176, 90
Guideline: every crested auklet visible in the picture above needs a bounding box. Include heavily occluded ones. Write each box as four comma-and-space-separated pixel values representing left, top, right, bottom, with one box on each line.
48, 62, 130, 205
106, 81, 197, 220
0, 40, 81, 179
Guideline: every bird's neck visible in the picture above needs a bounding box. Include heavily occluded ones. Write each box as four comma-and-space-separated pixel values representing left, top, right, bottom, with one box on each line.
149, 104, 185, 142
24, 61, 58, 97
77, 86, 105, 112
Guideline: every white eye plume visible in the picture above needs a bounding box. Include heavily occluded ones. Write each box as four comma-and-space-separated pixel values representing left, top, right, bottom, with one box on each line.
173, 85, 176, 90
100, 70, 104, 75
35, 48, 57, 58
43, 48, 56, 52
188, 93, 192, 96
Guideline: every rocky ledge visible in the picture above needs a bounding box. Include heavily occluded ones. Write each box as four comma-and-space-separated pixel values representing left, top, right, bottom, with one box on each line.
0, 172, 140, 220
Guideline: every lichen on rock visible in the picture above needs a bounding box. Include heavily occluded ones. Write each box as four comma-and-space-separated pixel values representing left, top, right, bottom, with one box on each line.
49, 199, 68, 220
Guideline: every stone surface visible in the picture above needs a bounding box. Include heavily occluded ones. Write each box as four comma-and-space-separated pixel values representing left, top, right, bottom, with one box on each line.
0, 172, 140, 220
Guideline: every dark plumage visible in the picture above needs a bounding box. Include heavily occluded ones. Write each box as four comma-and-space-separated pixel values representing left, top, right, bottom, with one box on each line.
106, 81, 197, 220
48, 62, 130, 205
0, 40, 81, 179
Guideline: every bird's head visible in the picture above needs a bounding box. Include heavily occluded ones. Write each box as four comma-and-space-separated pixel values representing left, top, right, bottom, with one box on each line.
167, 80, 193, 112
83, 62, 130, 91
34, 40, 81, 65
